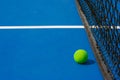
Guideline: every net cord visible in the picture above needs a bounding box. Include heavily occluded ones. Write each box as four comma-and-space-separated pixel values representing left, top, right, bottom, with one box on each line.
76, 0, 113, 80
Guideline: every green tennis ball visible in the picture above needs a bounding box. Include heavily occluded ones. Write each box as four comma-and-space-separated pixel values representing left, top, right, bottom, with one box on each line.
74, 49, 88, 64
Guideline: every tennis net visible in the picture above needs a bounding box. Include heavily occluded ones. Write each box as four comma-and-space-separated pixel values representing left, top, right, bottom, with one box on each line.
76, 0, 120, 80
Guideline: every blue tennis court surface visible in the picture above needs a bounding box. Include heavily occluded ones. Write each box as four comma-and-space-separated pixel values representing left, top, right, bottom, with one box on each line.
0, 29, 103, 80
0, 0, 82, 25
0, 0, 104, 79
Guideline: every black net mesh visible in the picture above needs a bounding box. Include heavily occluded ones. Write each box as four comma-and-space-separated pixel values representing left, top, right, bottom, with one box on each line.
78, 0, 120, 80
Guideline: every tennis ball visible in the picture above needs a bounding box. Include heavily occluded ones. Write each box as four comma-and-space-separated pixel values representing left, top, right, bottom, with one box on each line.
74, 49, 88, 64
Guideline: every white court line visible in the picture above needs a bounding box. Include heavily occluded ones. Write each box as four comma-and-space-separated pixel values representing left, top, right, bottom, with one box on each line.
0, 26, 119, 29
90, 26, 120, 29
0, 26, 84, 29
